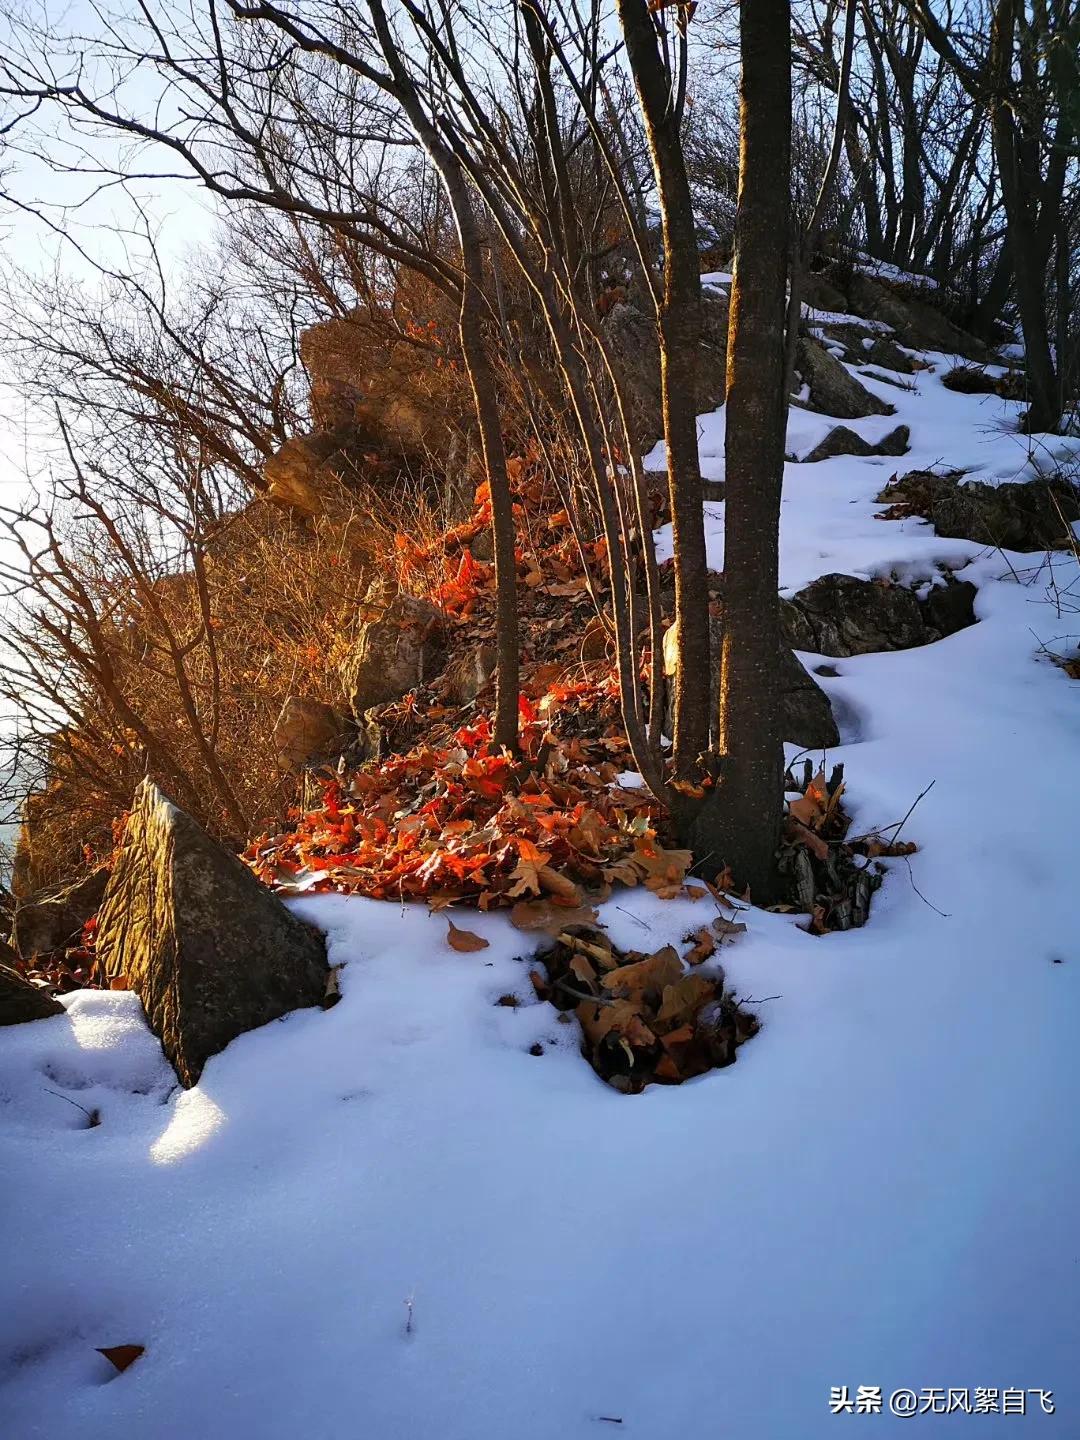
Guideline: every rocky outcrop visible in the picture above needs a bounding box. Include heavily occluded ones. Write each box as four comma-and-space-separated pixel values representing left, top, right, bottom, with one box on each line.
0, 963, 64, 1026
663, 610, 840, 751
602, 292, 728, 448
97, 779, 328, 1087
794, 336, 894, 420
878, 471, 1080, 553
341, 589, 448, 724
803, 423, 910, 464
781, 573, 976, 657
13, 868, 109, 961
847, 273, 986, 360
272, 696, 349, 771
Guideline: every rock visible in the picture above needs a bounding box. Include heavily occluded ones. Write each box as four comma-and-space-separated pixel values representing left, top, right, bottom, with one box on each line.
879, 470, 1080, 552
865, 336, 920, 374
802, 423, 910, 463
801, 270, 850, 314
341, 589, 448, 722
601, 297, 727, 449
941, 364, 1027, 401
0, 963, 64, 1025
272, 696, 349, 771
781, 572, 976, 657
262, 435, 325, 517
662, 608, 839, 750
921, 578, 977, 637
13, 868, 109, 961
794, 336, 894, 420
97, 779, 327, 1087
847, 272, 986, 360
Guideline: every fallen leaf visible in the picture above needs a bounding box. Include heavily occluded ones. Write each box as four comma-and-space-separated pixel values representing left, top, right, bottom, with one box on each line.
97, 1345, 144, 1374
446, 920, 490, 952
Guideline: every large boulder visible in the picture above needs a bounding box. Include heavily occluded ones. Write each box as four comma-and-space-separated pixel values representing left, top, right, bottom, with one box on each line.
272, 696, 349, 771
847, 272, 986, 360
0, 963, 64, 1026
781, 573, 975, 657
794, 336, 894, 420
13, 868, 109, 961
803, 423, 910, 464
341, 589, 448, 723
601, 294, 728, 449
878, 470, 1080, 553
663, 609, 840, 751
97, 779, 328, 1087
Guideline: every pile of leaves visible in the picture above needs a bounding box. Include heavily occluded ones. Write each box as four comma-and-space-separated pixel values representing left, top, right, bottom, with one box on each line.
6, 914, 109, 994
531, 916, 757, 1092
778, 761, 916, 933
245, 710, 704, 910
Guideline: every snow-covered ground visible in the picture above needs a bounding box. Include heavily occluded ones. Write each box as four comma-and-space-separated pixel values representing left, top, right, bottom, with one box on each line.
3, 322, 1079, 1437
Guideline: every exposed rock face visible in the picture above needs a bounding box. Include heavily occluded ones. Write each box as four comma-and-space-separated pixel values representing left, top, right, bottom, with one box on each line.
0, 963, 64, 1026
272, 696, 349, 771
341, 590, 448, 723
794, 336, 894, 420
663, 610, 839, 751
601, 294, 728, 448
878, 470, 1080, 553
13, 868, 109, 961
97, 779, 327, 1087
781, 573, 976, 657
847, 273, 986, 360
803, 423, 910, 464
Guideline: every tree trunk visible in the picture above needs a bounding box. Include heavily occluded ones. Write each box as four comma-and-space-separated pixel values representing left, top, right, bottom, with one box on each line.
694, 0, 792, 902
617, 0, 712, 779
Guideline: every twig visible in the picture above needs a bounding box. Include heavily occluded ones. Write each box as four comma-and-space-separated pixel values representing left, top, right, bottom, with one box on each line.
849, 779, 936, 846
43, 1088, 99, 1125
403, 1292, 415, 1337
614, 905, 651, 931
902, 857, 951, 918
554, 978, 615, 1006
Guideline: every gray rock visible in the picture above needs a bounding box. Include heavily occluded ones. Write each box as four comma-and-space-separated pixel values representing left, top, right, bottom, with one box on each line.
97, 779, 328, 1087
781, 572, 976, 658
879, 470, 1080, 553
272, 696, 349, 771
803, 423, 910, 464
341, 589, 447, 723
795, 336, 894, 420
601, 298, 727, 449
13, 868, 109, 961
847, 273, 986, 361
0, 963, 64, 1026
663, 610, 840, 751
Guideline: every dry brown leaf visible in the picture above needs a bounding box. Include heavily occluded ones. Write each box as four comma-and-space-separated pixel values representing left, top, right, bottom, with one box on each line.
712, 915, 748, 938
683, 927, 716, 964
446, 919, 490, 952
601, 946, 683, 1006
97, 1345, 144, 1374
656, 974, 716, 1029
568, 953, 597, 986
509, 899, 599, 935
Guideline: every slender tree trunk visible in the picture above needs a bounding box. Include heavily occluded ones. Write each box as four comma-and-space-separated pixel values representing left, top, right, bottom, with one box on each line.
617, 0, 712, 779
990, 0, 1060, 432
694, 0, 792, 901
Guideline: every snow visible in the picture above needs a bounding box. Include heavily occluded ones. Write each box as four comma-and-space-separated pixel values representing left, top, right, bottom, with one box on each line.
3, 317, 1080, 1436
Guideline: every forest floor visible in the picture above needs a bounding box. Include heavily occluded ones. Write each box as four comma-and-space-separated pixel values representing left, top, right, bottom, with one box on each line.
3, 307, 1080, 1436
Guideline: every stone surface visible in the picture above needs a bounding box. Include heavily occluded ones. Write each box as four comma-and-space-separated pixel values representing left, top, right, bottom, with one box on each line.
781, 573, 976, 658
601, 297, 727, 449
341, 589, 448, 723
272, 696, 349, 771
879, 470, 1080, 553
13, 868, 109, 960
847, 273, 986, 360
795, 336, 894, 420
97, 779, 327, 1087
0, 962, 64, 1026
662, 610, 840, 751
803, 423, 910, 464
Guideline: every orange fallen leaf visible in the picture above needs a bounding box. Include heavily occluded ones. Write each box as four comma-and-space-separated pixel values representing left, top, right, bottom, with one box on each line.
446, 920, 489, 952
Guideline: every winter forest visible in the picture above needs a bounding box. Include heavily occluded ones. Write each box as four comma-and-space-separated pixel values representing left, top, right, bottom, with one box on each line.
0, 0, 1078, 1434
